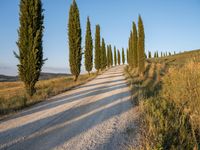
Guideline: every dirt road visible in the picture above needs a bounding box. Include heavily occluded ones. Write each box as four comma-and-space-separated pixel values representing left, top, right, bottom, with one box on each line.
0, 66, 140, 150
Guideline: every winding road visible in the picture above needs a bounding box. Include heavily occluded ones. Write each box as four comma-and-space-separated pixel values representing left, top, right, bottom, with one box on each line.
0, 66, 140, 150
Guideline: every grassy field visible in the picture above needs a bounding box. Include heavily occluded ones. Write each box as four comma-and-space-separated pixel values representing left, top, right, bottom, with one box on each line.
0, 72, 97, 116
125, 50, 200, 149
148, 49, 200, 66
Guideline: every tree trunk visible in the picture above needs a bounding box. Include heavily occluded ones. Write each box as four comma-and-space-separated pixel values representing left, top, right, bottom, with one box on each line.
26, 84, 36, 97
74, 75, 78, 82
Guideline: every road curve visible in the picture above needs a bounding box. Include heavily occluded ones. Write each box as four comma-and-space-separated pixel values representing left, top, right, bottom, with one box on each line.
0, 66, 140, 150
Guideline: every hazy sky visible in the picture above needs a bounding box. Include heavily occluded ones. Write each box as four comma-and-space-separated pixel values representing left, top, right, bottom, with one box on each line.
0, 0, 200, 75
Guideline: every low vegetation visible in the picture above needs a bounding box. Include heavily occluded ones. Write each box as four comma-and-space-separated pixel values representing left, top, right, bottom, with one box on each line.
0, 73, 97, 116
125, 53, 200, 149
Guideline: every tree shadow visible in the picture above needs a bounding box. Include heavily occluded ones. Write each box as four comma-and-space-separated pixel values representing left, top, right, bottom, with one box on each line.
1, 82, 127, 122
75, 79, 125, 89
0, 90, 132, 150
95, 75, 124, 80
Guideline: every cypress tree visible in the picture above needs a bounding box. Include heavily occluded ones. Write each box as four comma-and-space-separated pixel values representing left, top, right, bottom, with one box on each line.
122, 48, 125, 64
85, 17, 93, 75
114, 46, 117, 66
154, 52, 157, 58
148, 51, 151, 58
107, 45, 110, 68
68, 0, 82, 81
127, 48, 129, 64
110, 45, 113, 67
132, 22, 138, 67
137, 15, 145, 74
128, 32, 133, 67
118, 50, 121, 65
95, 25, 101, 72
15, 0, 45, 96
101, 38, 106, 70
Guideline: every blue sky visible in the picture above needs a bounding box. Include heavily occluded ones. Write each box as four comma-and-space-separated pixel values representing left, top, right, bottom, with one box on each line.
0, 0, 200, 75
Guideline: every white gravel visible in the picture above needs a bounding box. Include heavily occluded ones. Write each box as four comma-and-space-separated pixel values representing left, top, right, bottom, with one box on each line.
0, 66, 140, 150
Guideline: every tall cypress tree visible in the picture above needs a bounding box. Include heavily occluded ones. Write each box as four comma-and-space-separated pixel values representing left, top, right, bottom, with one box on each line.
110, 45, 113, 67
132, 22, 138, 68
122, 48, 125, 64
137, 15, 145, 74
106, 45, 110, 68
128, 32, 133, 67
127, 48, 129, 65
95, 25, 101, 72
148, 51, 151, 58
114, 46, 117, 66
101, 38, 106, 70
85, 17, 93, 75
15, 0, 45, 96
68, 0, 82, 81
118, 50, 121, 65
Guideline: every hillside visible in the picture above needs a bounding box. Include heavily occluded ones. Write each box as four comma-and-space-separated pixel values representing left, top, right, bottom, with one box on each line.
148, 49, 200, 66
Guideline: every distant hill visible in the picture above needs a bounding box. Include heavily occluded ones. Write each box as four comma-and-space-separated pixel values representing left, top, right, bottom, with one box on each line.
0, 72, 71, 82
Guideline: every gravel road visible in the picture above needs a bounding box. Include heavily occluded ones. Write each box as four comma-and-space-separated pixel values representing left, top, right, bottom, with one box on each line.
0, 66, 140, 150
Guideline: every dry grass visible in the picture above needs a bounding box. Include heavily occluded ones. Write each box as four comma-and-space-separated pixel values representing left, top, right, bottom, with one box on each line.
125, 59, 200, 149
0, 72, 97, 116
148, 49, 200, 66
124, 62, 165, 105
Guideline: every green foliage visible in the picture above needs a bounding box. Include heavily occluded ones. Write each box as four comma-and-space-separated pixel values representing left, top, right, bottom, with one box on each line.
128, 22, 138, 68
106, 45, 113, 68
122, 48, 125, 64
85, 17, 93, 75
114, 46, 117, 66
110, 45, 113, 66
148, 51, 152, 58
95, 25, 101, 72
15, 0, 45, 96
118, 50, 121, 65
132, 22, 138, 68
128, 32, 133, 67
101, 38, 107, 70
107, 45, 110, 68
127, 49, 129, 65
137, 15, 145, 74
68, 0, 82, 81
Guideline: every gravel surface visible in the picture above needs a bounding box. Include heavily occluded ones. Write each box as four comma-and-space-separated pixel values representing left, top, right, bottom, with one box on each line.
0, 66, 140, 150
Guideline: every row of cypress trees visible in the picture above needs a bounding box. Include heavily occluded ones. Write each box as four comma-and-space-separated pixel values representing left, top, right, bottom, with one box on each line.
69, 0, 126, 79
15, 0, 127, 96
127, 15, 145, 75
147, 51, 175, 58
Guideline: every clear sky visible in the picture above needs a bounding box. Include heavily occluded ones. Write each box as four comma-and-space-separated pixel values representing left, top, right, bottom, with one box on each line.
0, 0, 200, 75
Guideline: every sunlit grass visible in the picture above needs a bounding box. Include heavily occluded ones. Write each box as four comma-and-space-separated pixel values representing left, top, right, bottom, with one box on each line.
125, 58, 200, 149
0, 73, 97, 116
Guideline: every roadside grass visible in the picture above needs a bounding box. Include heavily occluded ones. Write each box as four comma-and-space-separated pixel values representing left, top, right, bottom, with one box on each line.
125, 57, 200, 149
0, 72, 97, 116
